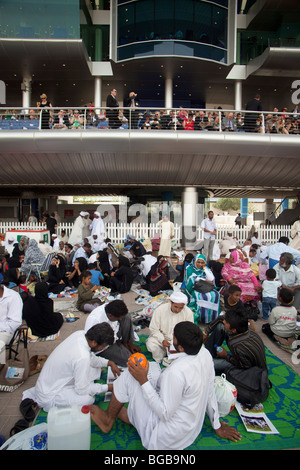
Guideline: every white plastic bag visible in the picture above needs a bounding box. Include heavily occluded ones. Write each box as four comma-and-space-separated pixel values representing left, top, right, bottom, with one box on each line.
0, 423, 47, 450
214, 373, 237, 417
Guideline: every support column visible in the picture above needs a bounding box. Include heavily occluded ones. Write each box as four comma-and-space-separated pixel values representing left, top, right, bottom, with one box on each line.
182, 187, 199, 249
264, 199, 276, 223
94, 77, 102, 110
165, 77, 173, 109
240, 198, 248, 225
281, 199, 289, 212
234, 80, 242, 111
21, 76, 32, 110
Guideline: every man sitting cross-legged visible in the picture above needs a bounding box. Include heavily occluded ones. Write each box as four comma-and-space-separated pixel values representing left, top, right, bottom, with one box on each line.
90, 321, 241, 450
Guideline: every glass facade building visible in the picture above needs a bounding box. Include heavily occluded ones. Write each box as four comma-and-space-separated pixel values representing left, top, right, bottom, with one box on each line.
0, 0, 80, 39
117, 0, 228, 63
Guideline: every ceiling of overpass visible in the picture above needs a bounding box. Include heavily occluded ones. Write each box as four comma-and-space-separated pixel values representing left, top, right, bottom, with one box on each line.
0, 130, 299, 200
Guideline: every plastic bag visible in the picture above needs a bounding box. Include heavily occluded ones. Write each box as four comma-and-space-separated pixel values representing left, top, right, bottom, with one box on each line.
214, 373, 237, 417
0, 423, 47, 450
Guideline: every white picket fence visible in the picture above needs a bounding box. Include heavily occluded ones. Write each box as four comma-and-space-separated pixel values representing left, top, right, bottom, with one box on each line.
0, 221, 292, 247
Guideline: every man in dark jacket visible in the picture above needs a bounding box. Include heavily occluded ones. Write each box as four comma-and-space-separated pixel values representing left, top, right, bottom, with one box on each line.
244, 94, 262, 132
124, 91, 140, 129
106, 88, 120, 129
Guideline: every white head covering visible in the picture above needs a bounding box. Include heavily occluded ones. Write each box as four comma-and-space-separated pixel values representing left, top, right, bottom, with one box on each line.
80, 211, 85, 216
94, 211, 100, 217
169, 292, 188, 305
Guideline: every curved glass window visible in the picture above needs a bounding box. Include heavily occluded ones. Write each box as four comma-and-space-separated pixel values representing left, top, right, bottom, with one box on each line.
0, 0, 79, 39
117, 0, 228, 63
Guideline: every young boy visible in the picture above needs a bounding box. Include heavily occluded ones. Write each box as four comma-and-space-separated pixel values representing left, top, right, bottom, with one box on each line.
224, 285, 244, 313
262, 287, 297, 343
261, 268, 281, 320
76, 270, 104, 313
88, 262, 104, 286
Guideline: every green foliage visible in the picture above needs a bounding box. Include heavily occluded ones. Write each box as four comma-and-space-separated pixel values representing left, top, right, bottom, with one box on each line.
213, 198, 240, 212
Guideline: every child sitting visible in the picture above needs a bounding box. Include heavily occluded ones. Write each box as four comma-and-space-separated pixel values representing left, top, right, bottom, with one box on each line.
76, 270, 104, 313
224, 285, 255, 330
262, 287, 297, 345
261, 268, 281, 320
224, 285, 244, 313
19, 274, 29, 294
88, 262, 104, 287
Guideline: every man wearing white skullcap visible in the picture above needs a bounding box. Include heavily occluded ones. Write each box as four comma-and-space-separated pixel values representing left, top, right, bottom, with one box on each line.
68, 211, 88, 246
146, 291, 194, 364
51, 233, 61, 251
89, 211, 105, 244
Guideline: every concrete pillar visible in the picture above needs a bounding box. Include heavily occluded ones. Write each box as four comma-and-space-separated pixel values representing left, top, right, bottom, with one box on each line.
165, 77, 173, 109
22, 76, 32, 110
235, 80, 242, 111
182, 187, 199, 249
264, 199, 276, 223
94, 77, 102, 110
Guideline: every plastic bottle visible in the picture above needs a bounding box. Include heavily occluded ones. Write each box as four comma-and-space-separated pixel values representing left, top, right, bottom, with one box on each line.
47, 405, 91, 450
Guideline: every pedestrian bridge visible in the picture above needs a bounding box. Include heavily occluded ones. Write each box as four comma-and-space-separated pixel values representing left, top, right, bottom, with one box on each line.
0, 107, 299, 200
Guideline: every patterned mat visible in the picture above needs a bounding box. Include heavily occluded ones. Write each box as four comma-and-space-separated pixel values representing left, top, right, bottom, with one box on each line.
35, 335, 300, 450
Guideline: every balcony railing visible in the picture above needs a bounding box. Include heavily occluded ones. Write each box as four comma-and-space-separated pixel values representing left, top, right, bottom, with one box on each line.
0, 107, 299, 135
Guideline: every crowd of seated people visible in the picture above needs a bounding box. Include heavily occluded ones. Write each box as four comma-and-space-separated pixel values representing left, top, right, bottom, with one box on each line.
1, 104, 299, 134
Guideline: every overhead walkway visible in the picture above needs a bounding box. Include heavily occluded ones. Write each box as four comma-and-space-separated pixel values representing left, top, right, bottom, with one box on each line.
0, 107, 299, 199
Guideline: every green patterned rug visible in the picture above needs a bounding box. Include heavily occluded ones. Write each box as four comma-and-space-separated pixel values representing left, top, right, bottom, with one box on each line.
35, 335, 300, 450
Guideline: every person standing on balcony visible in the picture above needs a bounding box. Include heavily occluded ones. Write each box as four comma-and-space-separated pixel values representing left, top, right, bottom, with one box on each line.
106, 88, 120, 129
201, 211, 216, 262
38, 93, 52, 130
244, 94, 262, 133
124, 91, 139, 129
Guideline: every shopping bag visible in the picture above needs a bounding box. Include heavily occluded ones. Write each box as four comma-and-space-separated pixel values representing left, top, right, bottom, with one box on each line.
214, 373, 237, 417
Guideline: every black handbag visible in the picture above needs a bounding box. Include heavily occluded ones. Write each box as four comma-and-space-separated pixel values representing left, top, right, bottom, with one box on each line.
194, 279, 215, 294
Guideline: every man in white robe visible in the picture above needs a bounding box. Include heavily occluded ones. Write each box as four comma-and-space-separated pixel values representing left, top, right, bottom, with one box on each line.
290, 218, 300, 251
90, 321, 241, 450
84, 300, 140, 367
68, 211, 87, 245
51, 234, 61, 251
90, 212, 105, 243
82, 212, 92, 239
22, 324, 120, 412
158, 215, 174, 257
146, 292, 194, 363
0, 285, 23, 362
